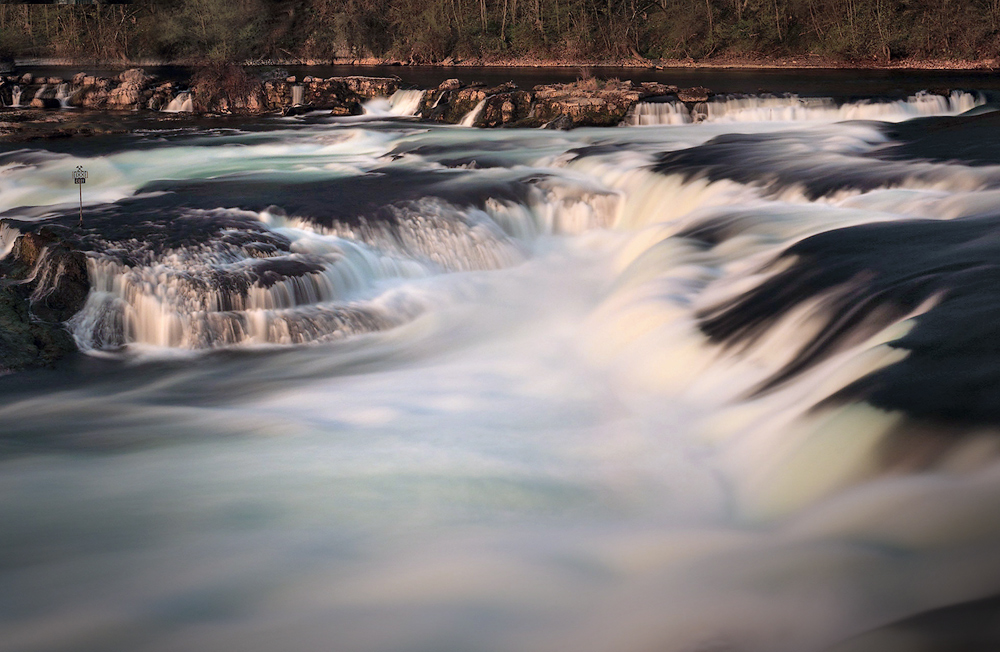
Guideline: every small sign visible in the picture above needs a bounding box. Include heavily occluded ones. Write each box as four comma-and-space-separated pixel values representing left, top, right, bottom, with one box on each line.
73, 166, 88, 185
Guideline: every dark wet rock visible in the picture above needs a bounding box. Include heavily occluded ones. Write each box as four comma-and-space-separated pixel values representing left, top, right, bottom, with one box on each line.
0, 227, 89, 371
282, 103, 315, 117
542, 114, 575, 130
29, 97, 61, 110
1, 229, 90, 323
875, 111, 1000, 166
0, 284, 77, 373
329, 102, 362, 116
249, 258, 325, 288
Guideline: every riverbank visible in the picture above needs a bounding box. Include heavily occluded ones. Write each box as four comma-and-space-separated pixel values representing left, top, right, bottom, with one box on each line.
13, 54, 999, 71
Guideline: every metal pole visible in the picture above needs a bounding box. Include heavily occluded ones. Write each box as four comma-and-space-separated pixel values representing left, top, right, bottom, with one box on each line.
78, 182, 83, 227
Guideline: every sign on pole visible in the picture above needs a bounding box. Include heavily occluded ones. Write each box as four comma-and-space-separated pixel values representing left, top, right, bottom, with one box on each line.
73, 166, 87, 226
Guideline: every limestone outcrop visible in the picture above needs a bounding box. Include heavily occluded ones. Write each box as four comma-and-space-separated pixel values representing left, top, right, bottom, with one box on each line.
529, 80, 677, 128
1, 67, 718, 129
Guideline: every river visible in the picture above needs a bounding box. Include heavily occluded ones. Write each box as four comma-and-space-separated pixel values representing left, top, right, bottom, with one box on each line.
2, 80, 1000, 652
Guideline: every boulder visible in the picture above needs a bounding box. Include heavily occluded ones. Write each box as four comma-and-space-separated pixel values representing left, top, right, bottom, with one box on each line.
29, 97, 61, 109
531, 79, 676, 128
118, 68, 151, 85
19, 73, 32, 85
72, 72, 87, 85
13, 232, 90, 323
677, 86, 711, 102
439, 78, 462, 91
107, 82, 143, 108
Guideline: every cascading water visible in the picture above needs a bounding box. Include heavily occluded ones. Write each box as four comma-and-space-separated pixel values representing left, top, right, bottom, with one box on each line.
362, 89, 426, 117
10, 84, 21, 107
292, 84, 304, 106
162, 91, 194, 112
55, 82, 71, 108
459, 98, 487, 127
623, 90, 985, 125
3, 80, 1000, 652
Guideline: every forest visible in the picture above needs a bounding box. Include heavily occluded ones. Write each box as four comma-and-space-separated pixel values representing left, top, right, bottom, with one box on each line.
0, 0, 998, 65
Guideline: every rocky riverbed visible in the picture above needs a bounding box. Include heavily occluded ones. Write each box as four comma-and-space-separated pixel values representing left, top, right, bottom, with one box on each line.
0, 66, 712, 138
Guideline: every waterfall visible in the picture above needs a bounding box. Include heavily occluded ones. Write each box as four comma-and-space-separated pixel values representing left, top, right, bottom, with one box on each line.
624, 100, 692, 126
623, 90, 985, 125
362, 89, 426, 117
33, 84, 49, 101
162, 91, 194, 113
55, 83, 71, 109
387, 89, 425, 116
10, 85, 21, 107
459, 99, 487, 127
292, 85, 304, 106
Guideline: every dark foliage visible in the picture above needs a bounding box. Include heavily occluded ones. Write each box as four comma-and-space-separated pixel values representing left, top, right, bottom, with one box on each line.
1, 0, 999, 63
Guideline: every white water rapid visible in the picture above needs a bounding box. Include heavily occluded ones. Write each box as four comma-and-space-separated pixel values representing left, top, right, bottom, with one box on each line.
2, 87, 1000, 652
624, 90, 984, 125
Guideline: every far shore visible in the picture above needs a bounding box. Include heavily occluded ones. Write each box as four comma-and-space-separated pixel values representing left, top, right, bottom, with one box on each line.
11, 54, 999, 72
